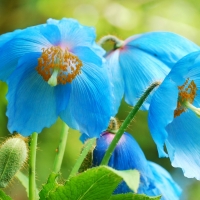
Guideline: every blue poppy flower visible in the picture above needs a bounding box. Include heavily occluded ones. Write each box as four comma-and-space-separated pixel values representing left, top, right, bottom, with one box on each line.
0, 18, 115, 137
148, 50, 200, 179
106, 32, 200, 110
93, 131, 181, 199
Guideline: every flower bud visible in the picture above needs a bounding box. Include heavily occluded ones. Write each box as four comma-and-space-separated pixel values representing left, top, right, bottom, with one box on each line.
0, 136, 28, 188
93, 131, 181, 199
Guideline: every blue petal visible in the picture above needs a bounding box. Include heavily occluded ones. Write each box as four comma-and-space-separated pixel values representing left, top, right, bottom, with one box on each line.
72, 46, 103, 67
106, 50, 124, 114
148, 78, 178, 157
166, 111, 200, 179
148, 161, 182, 200
169, 51, 200, 85
6, 53, 58, 136
168, 51, 200, 104
0, 29, 21, 48
39, 24, 61, 46
148, 50, 200, 180
93, 132, 181, 198
126, 32, 200, 67
93, 132, 155, 194
55, 84, 71, 115
0, 27, 52, 81
119, 48, 169, 110
60, 62, 112, 138
119, 32, 200, 110
47, 18, 96, 49
91, 42, 106, 57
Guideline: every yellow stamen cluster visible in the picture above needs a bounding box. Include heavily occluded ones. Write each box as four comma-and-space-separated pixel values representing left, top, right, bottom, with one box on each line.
174, 78, 197, 117
36, 46, 82, 85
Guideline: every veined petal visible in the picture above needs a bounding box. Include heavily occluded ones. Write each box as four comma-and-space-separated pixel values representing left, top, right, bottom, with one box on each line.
55, 84, 71, 115
166, 111, 200, 179
148, 51, 200, 180
47, 18, 96, 49
168, 51, 200, 104
148, 78, 178, 157
72, 46, 103, 67
169, 51, 200, 85
60, 62, 112, 138
0, 28, 52, 81
126, 32, 200, 67
106, 50, 124, 114
119, 48, 169, 110
91, 42, 106, 57
0, 29, 21, 48
0, 23, 45, 48
93, 132, 180, 199
116, 32, 200, 110
39, 24, 61, 46
93, 132, 154, 194
6, 53, 58, 136
148, 161, 182, 200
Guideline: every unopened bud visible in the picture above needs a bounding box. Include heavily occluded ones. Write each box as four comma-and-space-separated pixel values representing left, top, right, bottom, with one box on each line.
107, 117, 120, 133
0, 136, 28, 188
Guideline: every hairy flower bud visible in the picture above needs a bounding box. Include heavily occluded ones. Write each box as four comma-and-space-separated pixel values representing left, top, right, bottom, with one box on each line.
0, 136, 28, 188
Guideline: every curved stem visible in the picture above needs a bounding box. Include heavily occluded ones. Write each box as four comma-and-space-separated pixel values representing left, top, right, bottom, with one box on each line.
53, 123, 69, 174
29, 132, 38, 200
98, 35, 124, 48
68, 138, 96, 179
100, 82, 160, 165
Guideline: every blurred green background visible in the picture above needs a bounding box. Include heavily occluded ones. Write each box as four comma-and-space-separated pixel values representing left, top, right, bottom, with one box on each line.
0, 0, 200, 199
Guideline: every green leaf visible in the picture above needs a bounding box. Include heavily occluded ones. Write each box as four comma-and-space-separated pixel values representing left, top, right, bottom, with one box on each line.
39, 172, 59, 200
109, 193, 161, 200
0, 189, 12, 200
48, 166, 123, 200
107, 167, 140, 193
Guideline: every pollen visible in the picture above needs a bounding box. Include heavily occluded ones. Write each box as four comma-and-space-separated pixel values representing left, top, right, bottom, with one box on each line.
174, 78, 197, 117
36, 46, 83, 85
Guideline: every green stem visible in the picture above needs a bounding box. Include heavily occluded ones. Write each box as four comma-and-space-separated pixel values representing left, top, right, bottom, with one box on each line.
29, 132, 38, 200
98, 35, 124, 49
68, 138, 96, 179
100, 82, 160, 165
53, 124, 69, 174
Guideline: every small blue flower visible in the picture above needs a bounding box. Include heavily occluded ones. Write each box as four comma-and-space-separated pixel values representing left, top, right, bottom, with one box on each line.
93, 131, 181, 199
106, 32, 200, 110
0, 18, 115, 137
148, 50, 200, 179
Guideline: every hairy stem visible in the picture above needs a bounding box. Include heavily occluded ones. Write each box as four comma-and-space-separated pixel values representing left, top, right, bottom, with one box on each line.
100, 82, 160, 165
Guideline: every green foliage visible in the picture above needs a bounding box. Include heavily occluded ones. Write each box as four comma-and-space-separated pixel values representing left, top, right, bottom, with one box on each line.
40, 167, 121, 200
78, 138, 96, 173
0, 136, 28, 188
39, 173, 59, 200
108, 168, 140, 193
110, 193, 161, 200
69, 138, 96, 178
39, 166, 140, 200
0, 189, 12, 200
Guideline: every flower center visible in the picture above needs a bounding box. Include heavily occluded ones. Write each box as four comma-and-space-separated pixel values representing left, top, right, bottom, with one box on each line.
174, 78, 197, 117
36, 46, 83, 86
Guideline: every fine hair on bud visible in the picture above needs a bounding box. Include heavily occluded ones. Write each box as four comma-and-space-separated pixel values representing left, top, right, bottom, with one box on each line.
107, 117, 120, 133
0, 135, 28, 188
